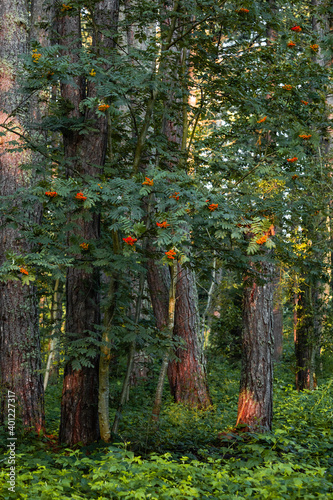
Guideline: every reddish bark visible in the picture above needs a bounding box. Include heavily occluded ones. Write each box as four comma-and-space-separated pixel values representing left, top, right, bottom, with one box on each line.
236, 261, 274, 432
58, 1, 119, 445
146, 258, 170, 332
147, 258, 211, 408
0, 0, 44, 432
168, 264, 212, 408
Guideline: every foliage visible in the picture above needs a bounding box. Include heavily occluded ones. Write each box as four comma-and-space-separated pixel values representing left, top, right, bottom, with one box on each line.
1, 347, 333, 499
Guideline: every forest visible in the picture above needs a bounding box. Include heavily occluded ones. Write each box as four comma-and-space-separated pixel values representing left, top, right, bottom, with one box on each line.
0, 0, 333, 498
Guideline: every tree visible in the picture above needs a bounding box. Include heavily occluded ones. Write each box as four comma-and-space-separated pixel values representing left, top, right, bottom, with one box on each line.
58, 0, 119, 446
0, 0, 45, 433
236, 259, 274, 431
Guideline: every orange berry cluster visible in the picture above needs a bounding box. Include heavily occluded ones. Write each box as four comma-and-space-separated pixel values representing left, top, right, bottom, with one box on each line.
287, 41, 296, 48
98, 104, 110, 111
257, 116, 267, 124
169, 192, 180, 200
20, 267, 29, 275
310, 44, 319, 51
256, 225, 275, 245
61, 3, 72, 12
287, 157, 298, 163
236, 8, 249, 13
283, 85, 293, 91
75, 192, 87, 200
301, 100, 309, 105
291, 26, 302, 32
165, 249, 177, 259
256, 235, 268, 245
45, 191, 58, 197
142, 177, 154, 186
123, 236, 137, 246
208, 203, 218, 211
32, 49, 42, 63
80, 243, 89, 250
156, 221, 170, 228
299, 134, 312, 139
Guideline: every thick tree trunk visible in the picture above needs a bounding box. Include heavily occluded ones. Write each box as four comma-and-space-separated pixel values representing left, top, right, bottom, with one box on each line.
58, 0, 119, 445
0, 0, 44, 432
236, 261, 274, 432
147, 256, 211, 408
167, 264, 212, 408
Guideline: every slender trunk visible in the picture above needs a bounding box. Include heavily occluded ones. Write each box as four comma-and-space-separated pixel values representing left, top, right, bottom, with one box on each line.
273, 267, 283, 361
99, 274, 118, 442
44, 279, 62, 391
111, 273, 145, 435
0, 0, 44, 432
200, 256, 218, 349
152, 262, 177, 422
236, 260, 274, 432
59, 0, 119, 445
295, 282, 317, 391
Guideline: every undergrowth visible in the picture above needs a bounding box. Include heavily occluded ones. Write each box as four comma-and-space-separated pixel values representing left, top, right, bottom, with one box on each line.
1, 346, 333, 499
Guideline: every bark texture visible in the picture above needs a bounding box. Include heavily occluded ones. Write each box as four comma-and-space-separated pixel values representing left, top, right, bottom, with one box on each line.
152, 262, 177, 422
58, 0, 119, 445
167, 264, 212, 408
0, 0, 44, 432
236, 262, 274, 432
147, 256, 211, 408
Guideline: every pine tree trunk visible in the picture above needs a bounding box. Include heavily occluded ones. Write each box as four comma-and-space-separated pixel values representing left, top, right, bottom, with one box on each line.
58, 0, 119, 445
236, 261, 274, 432
167, 264, 212, 408
0, 0, 44, 432
147, 256, 211, 408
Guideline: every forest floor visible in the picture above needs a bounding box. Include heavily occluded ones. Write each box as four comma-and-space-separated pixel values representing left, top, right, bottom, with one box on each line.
1, 338, 333, 499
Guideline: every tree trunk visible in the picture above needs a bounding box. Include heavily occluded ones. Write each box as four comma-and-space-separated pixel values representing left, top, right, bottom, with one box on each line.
147, 255, 211, 408
273, 267, 283, 361
152, 262, 177, 422
58, 0, 119, 445
236, 261, 274, 432
44, 279, 63, 391
111, 273, 145, 436
99, 273, 118, 442
167, 264, 212, 408
0, 0, 44, 433
295, 282, 317, 391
